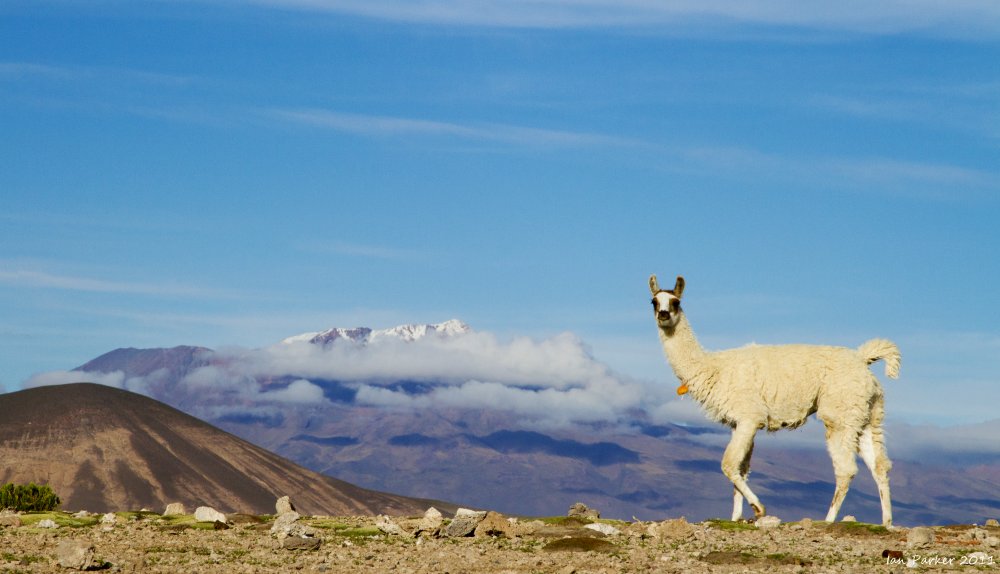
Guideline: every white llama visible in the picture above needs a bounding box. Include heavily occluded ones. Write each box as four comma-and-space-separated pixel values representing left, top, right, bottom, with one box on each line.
649, 274, 901, 526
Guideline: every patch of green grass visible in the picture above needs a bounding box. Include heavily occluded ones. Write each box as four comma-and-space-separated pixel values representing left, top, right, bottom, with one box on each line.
536, 516, 593, 526
703, 519, 757, 531
116, 510, 159, 521
823, 521, 890, 536
19, 511, 98, 528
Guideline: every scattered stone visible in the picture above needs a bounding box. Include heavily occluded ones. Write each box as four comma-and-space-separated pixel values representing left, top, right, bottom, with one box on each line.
100, 513, 117, 525
567, 502, 600, 520
276, 495, 296, 516
55, 540, 95, 570
474, 511, 515, 538
38, 519, 59, 529
194, 506, 227, 523
756, 515, 781, 529
282, 536, 321, 551
415, 507, 443, 537
163, 503, 186, 516
271, 511, 300, 537
0, 515, 23, 528
648, 517, 694, 541
960, 527, 989, 541
841, 515, 857, 522
213, 520, 229, 530
72, 511, 91, 518
583, 522, 620, 536
985, 518, 999, 527
985, 536, 999, 548
907, 526, 935, 548
798, 518, 814, 529
444, 508, 487, 537
375, 515, 406, 536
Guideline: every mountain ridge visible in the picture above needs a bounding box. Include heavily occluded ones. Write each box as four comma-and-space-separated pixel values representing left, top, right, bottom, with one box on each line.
0, 382, 456, 516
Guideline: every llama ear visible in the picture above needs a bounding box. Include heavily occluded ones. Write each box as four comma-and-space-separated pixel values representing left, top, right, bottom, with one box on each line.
673, 276, 685, 299
649, 275, 660, 295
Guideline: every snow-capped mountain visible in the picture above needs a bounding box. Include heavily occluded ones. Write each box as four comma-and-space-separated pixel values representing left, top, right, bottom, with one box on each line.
281, 319, 471, 346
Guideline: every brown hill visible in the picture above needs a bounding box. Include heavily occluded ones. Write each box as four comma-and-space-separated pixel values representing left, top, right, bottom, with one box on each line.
0, 383, 454, 516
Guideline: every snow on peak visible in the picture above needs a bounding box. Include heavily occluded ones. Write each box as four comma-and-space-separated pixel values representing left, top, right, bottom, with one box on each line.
281, 320, 470, 346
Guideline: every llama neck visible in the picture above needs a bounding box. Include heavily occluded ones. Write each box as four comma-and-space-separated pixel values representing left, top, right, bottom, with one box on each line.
658, 314, 712, 387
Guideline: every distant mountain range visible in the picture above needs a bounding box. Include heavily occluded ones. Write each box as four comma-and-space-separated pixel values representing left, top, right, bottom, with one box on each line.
0, 383, 452, 515
16, 320, 1000, 525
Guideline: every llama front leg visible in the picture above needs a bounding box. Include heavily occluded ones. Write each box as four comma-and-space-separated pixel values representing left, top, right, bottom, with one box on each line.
722, 424, 764, 519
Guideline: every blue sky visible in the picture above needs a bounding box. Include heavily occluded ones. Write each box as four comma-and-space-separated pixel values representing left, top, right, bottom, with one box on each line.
2, 1, 998, 426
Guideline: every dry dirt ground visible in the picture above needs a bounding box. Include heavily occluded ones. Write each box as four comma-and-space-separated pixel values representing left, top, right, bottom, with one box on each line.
1, 510, 998, 573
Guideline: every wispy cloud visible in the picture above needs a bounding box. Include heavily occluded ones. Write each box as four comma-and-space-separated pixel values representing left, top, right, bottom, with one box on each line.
266, 108, 634, 148
235, 0, 1000, 38
297, 240, 422, 260
672, 145, 1000, 199
0, 268, 232, 299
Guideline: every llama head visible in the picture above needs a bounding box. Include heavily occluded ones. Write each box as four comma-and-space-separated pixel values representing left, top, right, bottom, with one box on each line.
649, 274, 685, 329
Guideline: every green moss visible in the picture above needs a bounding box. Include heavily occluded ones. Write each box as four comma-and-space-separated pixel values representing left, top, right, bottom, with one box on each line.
703, 519, 757, 531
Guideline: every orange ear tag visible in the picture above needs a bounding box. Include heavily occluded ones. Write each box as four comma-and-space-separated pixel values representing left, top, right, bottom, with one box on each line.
676, 384, 689, 396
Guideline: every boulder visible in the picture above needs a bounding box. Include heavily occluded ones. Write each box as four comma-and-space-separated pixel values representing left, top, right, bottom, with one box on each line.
648, 518, 694, 541
444, 508, 487, 538
567, 502, 600, 520
755, 516, 781, 529
275, 495, 296, 516
0, 515, 23, 528
841, 515, 857, 522
474, 511, 512, 538
55, 540, 95, 570
375, 515, 405, 536
100, 513, 117, 525
584, 522, 621, 536
415, 507, 443, 537
163, 503, 186, 516
38, 519, 59, 529
194, 506, 226, 523
270, 511, 316, 540
985, 518, 999, 527
907, 527, 935, 548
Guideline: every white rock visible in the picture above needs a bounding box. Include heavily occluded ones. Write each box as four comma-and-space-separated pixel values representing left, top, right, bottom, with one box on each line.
163, 503, 186, 516
841, 515, 857, 522
584, 522, 621, 536
37, 519, 58, 529
756, 516, 781, 529
276, 495, 296, 516
55, 540, 94, 570
193, 506, 227, 523
100, 513, 117, 525
375, 515, 405, 536
907, 526, 935, 548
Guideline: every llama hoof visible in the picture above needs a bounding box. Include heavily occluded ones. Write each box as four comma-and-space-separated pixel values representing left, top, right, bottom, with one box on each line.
752, 505, 765, 519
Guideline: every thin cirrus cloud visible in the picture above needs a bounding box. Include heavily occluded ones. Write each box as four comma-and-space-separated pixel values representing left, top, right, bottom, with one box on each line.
0, 268, 233, 299
266, 108, 636, 149
236, 0, 1000, 38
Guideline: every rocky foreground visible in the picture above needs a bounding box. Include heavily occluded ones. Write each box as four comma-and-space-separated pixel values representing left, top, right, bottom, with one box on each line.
1, 502, 998, 573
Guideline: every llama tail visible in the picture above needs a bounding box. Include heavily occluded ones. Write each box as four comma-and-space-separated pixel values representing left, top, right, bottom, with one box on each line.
858, 338, 901, 379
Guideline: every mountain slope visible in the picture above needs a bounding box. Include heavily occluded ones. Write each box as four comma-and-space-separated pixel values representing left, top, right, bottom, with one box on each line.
0, 383, 453, 515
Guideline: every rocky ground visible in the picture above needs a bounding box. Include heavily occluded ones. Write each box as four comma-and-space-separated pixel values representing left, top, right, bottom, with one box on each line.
1, 504, 998, 573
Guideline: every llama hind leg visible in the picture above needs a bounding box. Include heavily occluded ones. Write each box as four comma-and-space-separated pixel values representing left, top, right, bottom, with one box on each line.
823, 423, 861, 523
723, 425, 764, 519
859, 398, 893, 526
730, 438, 754, 520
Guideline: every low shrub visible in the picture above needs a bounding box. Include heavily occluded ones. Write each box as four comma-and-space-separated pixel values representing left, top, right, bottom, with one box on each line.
0, 482, 61, 512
